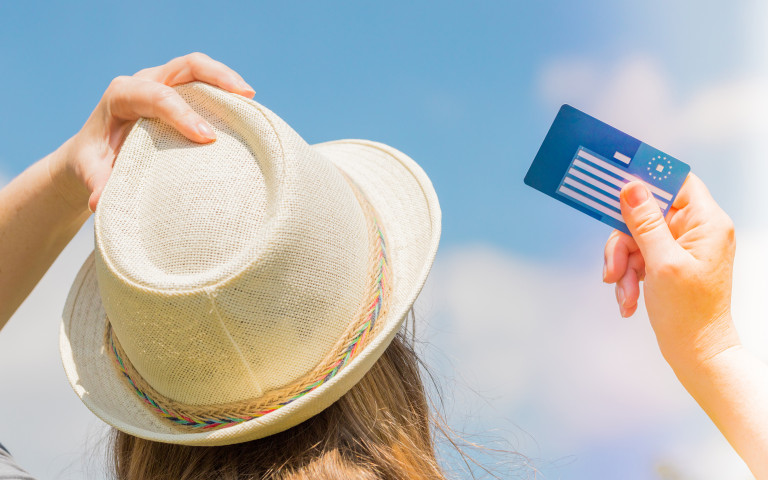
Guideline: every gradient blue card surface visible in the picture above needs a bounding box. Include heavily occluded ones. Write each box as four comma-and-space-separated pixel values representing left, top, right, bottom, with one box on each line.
524, 105, 690, 235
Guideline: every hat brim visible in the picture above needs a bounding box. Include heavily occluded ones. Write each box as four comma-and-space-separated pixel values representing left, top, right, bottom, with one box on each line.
60, 139, 441, 446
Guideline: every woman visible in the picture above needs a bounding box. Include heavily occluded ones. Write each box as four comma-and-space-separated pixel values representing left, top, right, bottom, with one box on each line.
0, 53, 765, 478
1, 52, 447, 480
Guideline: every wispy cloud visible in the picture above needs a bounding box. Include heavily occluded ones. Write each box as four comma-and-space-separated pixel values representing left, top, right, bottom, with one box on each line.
538, 56, 768, 154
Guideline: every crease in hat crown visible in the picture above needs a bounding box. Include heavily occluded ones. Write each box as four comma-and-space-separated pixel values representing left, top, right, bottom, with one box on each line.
94, 82, 373, 407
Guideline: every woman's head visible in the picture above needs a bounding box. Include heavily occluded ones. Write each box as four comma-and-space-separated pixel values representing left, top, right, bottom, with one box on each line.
111, 329, 446, 480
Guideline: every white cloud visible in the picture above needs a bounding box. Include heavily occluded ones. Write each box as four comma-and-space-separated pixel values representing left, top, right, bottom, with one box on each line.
538, 56, 768, 154
416, 240, 760, 478
418, 246, 679, 443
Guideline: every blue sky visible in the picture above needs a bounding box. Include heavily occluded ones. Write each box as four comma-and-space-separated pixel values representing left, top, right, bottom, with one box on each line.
0, 1, 756, 259
1, 1, 765, 478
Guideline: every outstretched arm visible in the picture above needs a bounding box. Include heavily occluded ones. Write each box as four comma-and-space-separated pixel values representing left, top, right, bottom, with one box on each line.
604, 175, 768, 478
0, 52, 255, 330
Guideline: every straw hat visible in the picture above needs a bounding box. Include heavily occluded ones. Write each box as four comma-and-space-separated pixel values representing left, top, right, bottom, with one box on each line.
59, 82, 440, 446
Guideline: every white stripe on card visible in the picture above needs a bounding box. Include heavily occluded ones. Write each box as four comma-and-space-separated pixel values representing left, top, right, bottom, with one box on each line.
558, 185, 625, 223
577, 149, 673, 201
573, 159, 624, 189
567, 164, 668, 210
563, 177, 621, 210
567, 168, 621, 197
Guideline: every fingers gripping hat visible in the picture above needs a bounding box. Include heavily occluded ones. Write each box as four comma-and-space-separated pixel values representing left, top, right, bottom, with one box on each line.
60, 82, 440, 446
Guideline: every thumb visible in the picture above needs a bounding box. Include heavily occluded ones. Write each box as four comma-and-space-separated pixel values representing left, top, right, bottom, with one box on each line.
619, 181, 677, 264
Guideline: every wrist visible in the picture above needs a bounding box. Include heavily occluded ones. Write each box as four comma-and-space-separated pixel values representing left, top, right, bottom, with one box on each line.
46, 137, 91, 214
661, 310, 742, 378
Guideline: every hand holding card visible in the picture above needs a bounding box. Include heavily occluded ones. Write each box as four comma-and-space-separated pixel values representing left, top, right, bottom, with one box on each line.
603, 174, 768, 479
527, 106, 768, 478
524, 105, 690, 234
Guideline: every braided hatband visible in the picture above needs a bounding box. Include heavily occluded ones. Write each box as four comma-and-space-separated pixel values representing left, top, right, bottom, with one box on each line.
107, 189, 390, 430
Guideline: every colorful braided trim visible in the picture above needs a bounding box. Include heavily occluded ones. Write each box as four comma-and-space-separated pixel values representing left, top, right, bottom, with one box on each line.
108, 214, 389, 430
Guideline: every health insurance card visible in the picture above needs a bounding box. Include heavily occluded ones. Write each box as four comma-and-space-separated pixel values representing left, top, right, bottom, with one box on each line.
524, 105, 690, 235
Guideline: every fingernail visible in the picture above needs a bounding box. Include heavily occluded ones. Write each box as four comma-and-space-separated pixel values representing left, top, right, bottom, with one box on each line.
624, 182, 650, 208
235, 78, 255, 94
617, 286, 626, 307
602, 263, 607, 282
196, 121, 216, 140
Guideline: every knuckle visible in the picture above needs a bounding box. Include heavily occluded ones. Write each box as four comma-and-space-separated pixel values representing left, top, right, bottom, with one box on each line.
107, 75, 132, 93
632, 211, 666, 238
152, 85, 177, 106
722, 216, 735, 241
650, 259, 682, 279
185, 51, 209, 65
133, 66, 153, 78
628, 250, 645, 270
722, 216, 736, 257
178, 109, 199, 124
149, 86, 183, 118
708, 212, 736, 249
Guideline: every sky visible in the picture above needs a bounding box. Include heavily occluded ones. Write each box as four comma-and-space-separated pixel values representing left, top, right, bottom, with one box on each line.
0, 1, 766, 478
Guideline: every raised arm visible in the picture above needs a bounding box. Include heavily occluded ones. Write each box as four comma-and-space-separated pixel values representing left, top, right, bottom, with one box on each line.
0, 53, 255, 329
604, 174, 768, 478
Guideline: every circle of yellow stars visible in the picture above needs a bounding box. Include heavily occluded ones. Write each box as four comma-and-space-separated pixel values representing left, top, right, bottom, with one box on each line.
647, 155, 672, 181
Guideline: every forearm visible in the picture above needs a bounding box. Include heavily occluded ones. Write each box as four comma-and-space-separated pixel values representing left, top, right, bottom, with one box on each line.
0, 55, 255, 331
671, 340, 768, 478
0, 145, 90, 328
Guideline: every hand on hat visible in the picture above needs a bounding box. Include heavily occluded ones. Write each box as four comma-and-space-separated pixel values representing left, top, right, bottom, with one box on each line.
602, 174, 738, 365
50, 52, 255, 213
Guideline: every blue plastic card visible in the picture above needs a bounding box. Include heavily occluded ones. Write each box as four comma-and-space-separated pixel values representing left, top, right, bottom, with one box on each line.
524, 105, 690, 234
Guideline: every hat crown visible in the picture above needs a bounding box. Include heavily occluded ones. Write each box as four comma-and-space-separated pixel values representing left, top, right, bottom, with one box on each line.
95, 83, 371, 406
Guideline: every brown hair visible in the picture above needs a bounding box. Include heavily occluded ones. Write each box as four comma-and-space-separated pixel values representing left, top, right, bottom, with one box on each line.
110, 329, 449, 480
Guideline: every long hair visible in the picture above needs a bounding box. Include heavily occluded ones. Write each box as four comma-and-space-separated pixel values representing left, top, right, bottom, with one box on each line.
110, 329, 448, 480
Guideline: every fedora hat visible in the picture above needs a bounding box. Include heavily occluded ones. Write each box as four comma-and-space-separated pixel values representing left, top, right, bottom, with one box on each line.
60, 82, 440, 446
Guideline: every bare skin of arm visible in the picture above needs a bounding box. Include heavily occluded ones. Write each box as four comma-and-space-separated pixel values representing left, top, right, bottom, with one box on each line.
605, 176, 768, 478
0, 52, 255, 330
